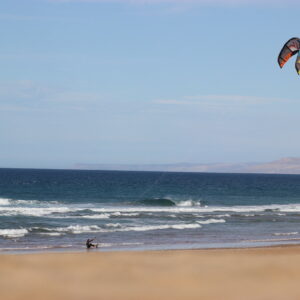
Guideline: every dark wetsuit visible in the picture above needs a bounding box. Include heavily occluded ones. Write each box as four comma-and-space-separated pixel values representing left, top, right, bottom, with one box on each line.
86, 238, 96, 249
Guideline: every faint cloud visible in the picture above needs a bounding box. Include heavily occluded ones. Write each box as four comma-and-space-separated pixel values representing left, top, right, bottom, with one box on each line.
153, 94, 293, 110
0, 80, 55, 101
45, 91, 104, 103
0, 81, 105, 112
186, 94, 289, 104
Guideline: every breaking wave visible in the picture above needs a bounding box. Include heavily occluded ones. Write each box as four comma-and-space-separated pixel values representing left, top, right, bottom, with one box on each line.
2, 200, 300, 219
0, 228, 28, 238
0, 198, 60, 206
0, 206, 74, 217
273, 232, 299, 236
197, 218, 226, 225
138, 198, 176, 206
5, 223, 202, 238
81, 214, 110, 219
0, 198, 11, 206
52, 223, 201, 234
120, 223, 201, 232
136, 198, 201, 207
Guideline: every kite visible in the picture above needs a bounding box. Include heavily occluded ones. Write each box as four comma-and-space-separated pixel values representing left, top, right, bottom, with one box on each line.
278, 37, 300, 75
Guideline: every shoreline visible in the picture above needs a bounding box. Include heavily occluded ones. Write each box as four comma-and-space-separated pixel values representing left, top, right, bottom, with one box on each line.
1, 244, 300, 299
2, 238, 300, 255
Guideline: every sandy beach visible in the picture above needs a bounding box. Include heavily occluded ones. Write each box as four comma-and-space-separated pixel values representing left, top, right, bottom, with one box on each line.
1, 246, 300, 300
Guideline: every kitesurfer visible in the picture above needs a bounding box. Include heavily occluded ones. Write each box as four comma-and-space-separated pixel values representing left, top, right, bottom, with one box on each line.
86, 238, 98, 249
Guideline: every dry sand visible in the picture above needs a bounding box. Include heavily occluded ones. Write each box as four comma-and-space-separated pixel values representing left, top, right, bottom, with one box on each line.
1, 246, 300, 300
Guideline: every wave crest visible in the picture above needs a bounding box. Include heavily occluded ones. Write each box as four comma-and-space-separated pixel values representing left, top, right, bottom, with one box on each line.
197, 218, 226, 225
137, 198, 201, 207
138, 198, 176, 206
273, 232, 298, 236
0, 228, 28, 238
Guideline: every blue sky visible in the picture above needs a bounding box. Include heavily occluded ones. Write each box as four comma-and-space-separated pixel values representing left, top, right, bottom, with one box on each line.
1, 0, 300, 168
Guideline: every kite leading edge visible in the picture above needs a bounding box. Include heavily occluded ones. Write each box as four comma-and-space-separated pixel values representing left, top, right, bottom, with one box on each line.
278, 37, 300, 75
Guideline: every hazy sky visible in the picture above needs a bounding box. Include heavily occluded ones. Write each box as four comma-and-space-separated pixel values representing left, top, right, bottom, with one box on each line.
1, 0, 300, 168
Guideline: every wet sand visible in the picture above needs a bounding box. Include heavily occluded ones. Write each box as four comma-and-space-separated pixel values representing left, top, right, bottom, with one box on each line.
1, 246, 300, 300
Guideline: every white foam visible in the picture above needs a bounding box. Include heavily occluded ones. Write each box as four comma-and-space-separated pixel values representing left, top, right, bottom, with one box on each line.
81, 213, 110, 219
0, 198, 11, 206
3, 200, 300, 221
245, 237, 300, 243
39, 232, 63, 236
97, 243, 113, 248
111, 212, 121, 216
45, 222, 201, 235
0, 206, 74, 217
197, 218, 226, 225
40, 224, 104, 235
2, 201, 300, 218
0, 245, 73, 251
168, 214, 177, 218
118, 242, 144, 246
111, 212, 140, 217
56, 225, 102, 234
120, 223, 201, 232
0, 228, 28, 238
0, 198, 61, 206
171, 223, 201, 230
176, 200, 201, 207
277, 205, 300, 212
14, 200, 42, 205
273, 232, 298, 236
215, 214, 231, 218
91, 203, 300, 214
120, 213, 140, 217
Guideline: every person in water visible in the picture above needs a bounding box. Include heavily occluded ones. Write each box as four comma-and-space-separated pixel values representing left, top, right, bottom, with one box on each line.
86, 238, 98, 249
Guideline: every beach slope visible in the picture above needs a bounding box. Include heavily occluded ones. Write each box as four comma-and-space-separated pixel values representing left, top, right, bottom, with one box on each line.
1, 246, 300, 300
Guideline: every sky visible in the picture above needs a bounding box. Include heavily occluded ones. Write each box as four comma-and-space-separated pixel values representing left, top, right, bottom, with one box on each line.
1, 0, 300, 168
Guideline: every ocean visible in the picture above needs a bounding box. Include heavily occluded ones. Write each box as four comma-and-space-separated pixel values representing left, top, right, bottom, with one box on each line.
1, 168, 300, 253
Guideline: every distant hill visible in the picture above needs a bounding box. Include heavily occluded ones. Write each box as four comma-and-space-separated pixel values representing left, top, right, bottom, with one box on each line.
242, 157, 300, 174
73, 157, 300, 174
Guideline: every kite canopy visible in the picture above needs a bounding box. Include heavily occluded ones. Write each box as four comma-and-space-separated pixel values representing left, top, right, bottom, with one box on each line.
278, 37, 300, 74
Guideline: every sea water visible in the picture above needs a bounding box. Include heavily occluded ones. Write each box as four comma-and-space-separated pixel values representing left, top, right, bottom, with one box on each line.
1, 168, 300, 253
